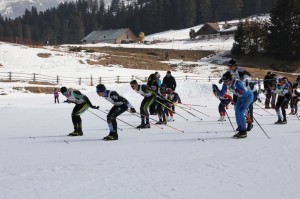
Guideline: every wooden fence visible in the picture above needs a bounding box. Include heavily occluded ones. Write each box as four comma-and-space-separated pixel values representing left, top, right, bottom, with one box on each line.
0, 72, 220, 86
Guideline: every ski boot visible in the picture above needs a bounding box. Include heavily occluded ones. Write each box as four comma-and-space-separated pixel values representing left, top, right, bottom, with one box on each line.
246, 123, 253, 131
103, 132, 118, 141
233, 131, 247, 139
274, 118, 282, 124
138, 123, 150, 129
280, 119, 287, 124
68, 123, 83, 136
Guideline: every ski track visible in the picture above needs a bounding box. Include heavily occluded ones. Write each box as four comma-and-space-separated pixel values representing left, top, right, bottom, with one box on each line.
1, 83, 300, 199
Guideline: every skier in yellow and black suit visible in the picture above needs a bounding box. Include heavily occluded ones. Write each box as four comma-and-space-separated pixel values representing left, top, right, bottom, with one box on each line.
60, 86, 99, 136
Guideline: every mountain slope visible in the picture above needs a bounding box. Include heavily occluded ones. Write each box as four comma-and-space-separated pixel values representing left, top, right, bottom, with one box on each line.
0, 0, 113, 19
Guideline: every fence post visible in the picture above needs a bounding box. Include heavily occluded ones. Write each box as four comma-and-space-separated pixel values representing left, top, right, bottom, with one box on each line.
208, 76, 211, 82
9, 72, 12, 81
131, 75, 134, 81
99, 77, 102, 84
33, 73, 36, 82
56, 75, 59, 84
145, 77, 147, 82
186, 75, 188, 80
90, 75, 93, 86
79, 78, 81, 85
117, 75, 120, 83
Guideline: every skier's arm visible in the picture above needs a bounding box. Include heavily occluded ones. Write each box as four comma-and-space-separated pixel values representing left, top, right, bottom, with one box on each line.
235, 81, 248, 97
216, 84, 227, 97
84, 95, 99, 109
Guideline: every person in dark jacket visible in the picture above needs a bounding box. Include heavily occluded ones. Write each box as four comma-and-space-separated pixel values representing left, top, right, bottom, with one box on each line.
263, 71, 272, 108
96, 84, 136, 141
163, 71, 176, 91
147, 71, 161, 115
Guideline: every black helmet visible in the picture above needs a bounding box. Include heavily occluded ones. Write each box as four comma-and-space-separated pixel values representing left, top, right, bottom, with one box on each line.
60, 86, 67, 94
96, 84, 106, 93
228, 58, 237, 66
221, 71, 233, 82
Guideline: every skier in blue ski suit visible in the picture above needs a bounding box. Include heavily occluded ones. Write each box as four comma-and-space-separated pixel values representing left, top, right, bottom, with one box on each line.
213, 71, 254, 138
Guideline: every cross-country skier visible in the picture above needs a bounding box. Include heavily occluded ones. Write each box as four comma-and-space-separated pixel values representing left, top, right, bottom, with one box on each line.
291, 76, 300, 115
96, 84, 136, 141
165, 88, 182, 121
214, 92, 233, 122
60, 86, 99, 136
155, 84, 168, 124
213, 71, 254, 138
147, 72, 161, 115
273, 77, 291, 124
130, 80, 157, 128
225, 58, 252, 103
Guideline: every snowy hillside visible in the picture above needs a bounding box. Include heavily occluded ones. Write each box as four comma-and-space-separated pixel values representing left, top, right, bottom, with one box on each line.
0, 0, 113, 19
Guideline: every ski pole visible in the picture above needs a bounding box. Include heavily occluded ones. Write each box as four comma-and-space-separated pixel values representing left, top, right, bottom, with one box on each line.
176, 106, 203, 120
160, 96, 210, 117
252, 116, 270, 139
253, 111, 263, 116
180, 103, 207, 107
224, 109, 237, 135
133, 111, 184, 133
156, 100, 188, 121
131, 111, 163, 129
98, 109, 140, 130
87, 110, 123, 131
254, 102, 274, 115
175, 102, 210, 117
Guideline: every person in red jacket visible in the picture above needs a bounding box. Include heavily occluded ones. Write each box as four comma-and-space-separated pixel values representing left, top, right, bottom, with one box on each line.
216, 92, 233, 121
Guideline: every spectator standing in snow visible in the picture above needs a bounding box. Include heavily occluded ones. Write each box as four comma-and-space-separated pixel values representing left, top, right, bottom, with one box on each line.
54, 88, 59, 103
163, 71, 177, 91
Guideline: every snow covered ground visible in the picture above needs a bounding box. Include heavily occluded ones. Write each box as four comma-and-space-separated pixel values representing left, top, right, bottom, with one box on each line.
0, 23, 300, 198
1, 81, 300, 199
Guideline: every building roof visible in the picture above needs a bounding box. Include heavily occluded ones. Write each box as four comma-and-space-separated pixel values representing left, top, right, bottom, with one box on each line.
82, 28, 131, 43
205, 23, 220, 31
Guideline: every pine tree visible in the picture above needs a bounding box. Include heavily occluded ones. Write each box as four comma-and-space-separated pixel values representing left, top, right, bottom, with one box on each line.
267, 0, 300, 59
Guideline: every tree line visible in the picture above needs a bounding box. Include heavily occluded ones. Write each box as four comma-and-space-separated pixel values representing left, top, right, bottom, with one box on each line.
232, 0, 300, 59
0, 0, 275, 44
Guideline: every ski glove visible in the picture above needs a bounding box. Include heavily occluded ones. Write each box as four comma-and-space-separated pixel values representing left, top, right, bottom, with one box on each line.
218, 78, 223, 84
130, 108, 136, 113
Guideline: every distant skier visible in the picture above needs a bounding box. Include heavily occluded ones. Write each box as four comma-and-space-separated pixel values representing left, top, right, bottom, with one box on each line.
96, 84, 136, 141
130, 80, 156, 128
214, 92, 233, 122
60, 86, 99, 136
273, 77, 291, 124
213, 71, 254, 138
290, 76, 300, 115
165, 88, 182, 121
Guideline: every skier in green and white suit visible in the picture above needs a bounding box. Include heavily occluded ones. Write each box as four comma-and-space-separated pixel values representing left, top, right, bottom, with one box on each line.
61, 86, 99, 136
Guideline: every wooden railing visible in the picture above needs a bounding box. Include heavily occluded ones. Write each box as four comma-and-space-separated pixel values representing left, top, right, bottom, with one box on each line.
0, 72, 220, 86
